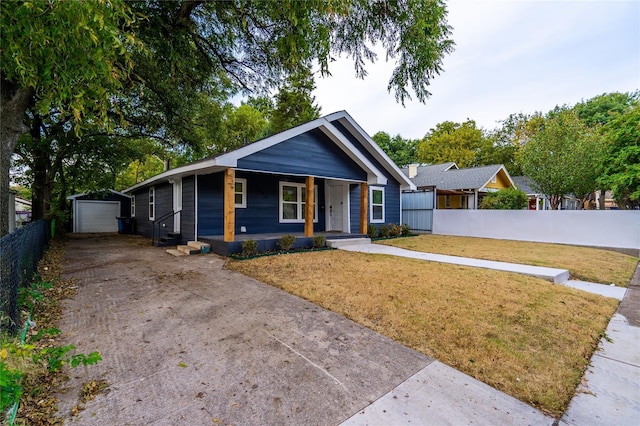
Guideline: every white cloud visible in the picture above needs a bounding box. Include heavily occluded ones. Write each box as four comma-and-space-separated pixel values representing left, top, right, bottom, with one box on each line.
314, 0, 640, 139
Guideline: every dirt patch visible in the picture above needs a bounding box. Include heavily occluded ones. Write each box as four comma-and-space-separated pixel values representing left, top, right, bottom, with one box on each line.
54, 234, 430, 425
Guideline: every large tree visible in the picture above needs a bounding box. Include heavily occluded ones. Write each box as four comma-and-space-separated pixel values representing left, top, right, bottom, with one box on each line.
372, 132, 418, 167
416, 120, 487, 168
1, 0, 454, 236
519, 110, 605, 210
270, 67, 321, 134
598, 104, 640, 209
572, 91, 639, 208
0, 0, 138, 235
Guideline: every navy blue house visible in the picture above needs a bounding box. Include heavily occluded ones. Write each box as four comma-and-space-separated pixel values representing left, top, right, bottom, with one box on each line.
123, 111, 415, 254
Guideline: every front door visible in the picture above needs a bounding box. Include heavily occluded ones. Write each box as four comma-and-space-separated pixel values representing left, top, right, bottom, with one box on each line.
329, 183, 345, 232
173, 179, 182, 233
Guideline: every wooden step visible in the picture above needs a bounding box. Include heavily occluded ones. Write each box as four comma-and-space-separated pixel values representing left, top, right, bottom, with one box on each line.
187, 240, 210, 250
187, 241, 211, 253
177, 245, 200, 255
166, 249, 186, 257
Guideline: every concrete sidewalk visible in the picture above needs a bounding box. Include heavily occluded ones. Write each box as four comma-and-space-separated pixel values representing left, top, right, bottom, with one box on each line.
338, 243, 570, 283
337, 242, 639, 426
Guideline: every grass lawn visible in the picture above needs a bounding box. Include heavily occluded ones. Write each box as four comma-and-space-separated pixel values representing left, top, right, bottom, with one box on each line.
227, 250, 620, 417
378, 235, 638, 286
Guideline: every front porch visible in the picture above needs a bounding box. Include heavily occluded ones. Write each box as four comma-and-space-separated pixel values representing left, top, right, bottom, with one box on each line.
200, 231, 366, 256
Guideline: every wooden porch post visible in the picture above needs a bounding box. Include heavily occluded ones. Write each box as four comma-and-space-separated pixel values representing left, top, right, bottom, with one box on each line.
360, 182, 368, 235
224, 168, 235, 242
305, 176, 314, 237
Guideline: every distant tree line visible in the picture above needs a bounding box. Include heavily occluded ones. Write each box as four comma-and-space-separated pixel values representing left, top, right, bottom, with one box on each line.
371, 91, 639, 210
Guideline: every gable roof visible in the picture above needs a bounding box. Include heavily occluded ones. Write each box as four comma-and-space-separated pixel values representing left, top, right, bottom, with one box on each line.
123, 111, 415, 193
512, 176, 537, 194
402, 163, 514, 191
67, 189, 131, 200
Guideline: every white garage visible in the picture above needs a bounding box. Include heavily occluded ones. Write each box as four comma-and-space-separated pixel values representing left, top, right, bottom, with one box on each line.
67, 190, 131, 233
74, 200, 120, 233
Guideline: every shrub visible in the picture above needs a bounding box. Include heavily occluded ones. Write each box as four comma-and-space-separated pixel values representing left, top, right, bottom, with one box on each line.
278, 235, 296, 251
241, 239, 258, 257
479, 188, 528, 210
367, 224, 378, 239
313, 235, 326, 248
378, 224, 390, 238
401, 224, 411, 236
389, 224, 403, 237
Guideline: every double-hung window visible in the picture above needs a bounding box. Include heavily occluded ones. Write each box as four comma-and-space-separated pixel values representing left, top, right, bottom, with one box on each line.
279, 182, 318, 223
131, 195, 136, 217
148, 187, 155, 220
235, 178, 247, 208
370, 187, 385, 223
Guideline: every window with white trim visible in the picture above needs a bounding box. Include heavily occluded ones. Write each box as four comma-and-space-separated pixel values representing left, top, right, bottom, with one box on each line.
279, 182, 318, 223
131, 195, 136, 217
370, 187, 385, 223
235, 178, 247, 208
148, 187, 155, 220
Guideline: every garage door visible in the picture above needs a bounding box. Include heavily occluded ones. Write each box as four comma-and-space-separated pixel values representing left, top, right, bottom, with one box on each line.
75, 200, 120, 233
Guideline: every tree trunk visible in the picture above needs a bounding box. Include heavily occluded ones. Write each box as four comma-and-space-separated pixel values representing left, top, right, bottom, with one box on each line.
0, 81, 32, 236
599, 189, 606, 210
30, 114, 50, 221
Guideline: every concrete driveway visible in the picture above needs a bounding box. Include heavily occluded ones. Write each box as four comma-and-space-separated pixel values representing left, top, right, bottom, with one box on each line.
56, 235, 431, 425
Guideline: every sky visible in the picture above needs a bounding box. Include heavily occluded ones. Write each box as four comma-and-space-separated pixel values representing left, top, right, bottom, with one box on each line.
313, 0, 640, 140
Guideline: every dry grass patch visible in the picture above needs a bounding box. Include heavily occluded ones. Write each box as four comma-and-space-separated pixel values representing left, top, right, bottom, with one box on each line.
227, 250, 618, 417
378, 235, 637, 286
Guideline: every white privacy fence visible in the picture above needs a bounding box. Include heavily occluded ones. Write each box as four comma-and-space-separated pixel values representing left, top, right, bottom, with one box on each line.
432, 210, 640, 251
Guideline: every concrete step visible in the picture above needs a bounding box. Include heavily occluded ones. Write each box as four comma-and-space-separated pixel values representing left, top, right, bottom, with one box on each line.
326, 238, 371, 248
187, 241, 211, 252
166, 249, 187, 257
177, 245, 200, 255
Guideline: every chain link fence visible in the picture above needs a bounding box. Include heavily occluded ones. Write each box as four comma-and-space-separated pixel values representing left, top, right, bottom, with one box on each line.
0, 220, 52, 335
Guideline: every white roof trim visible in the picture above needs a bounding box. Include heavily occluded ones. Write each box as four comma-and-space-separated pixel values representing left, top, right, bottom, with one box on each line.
122, 162, 227, 193
325, 111, 416, 191
67, 189, 131, 200
479, 165, 516, 191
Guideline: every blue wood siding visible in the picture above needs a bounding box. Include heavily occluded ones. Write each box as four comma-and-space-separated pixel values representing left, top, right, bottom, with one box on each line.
349, 184, 360, 234
384, 181, 401, 224
331, 120, 403, 227
131, 189, 149, 237
131, 183, 172, 238
197, 172, 224, 236
198, 171, 326, 236
155, 183, 174, 229
181, 176, 196, 241
237, 128, 367, 181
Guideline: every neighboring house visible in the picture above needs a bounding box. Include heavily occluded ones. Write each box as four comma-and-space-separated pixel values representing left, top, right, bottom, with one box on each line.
15, 197, 32, 228
67, 190, 132, 233
122, 111, 415, 255
594, 190, 619, 210
512, 176, 580, 210
402, 162, 516, 209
